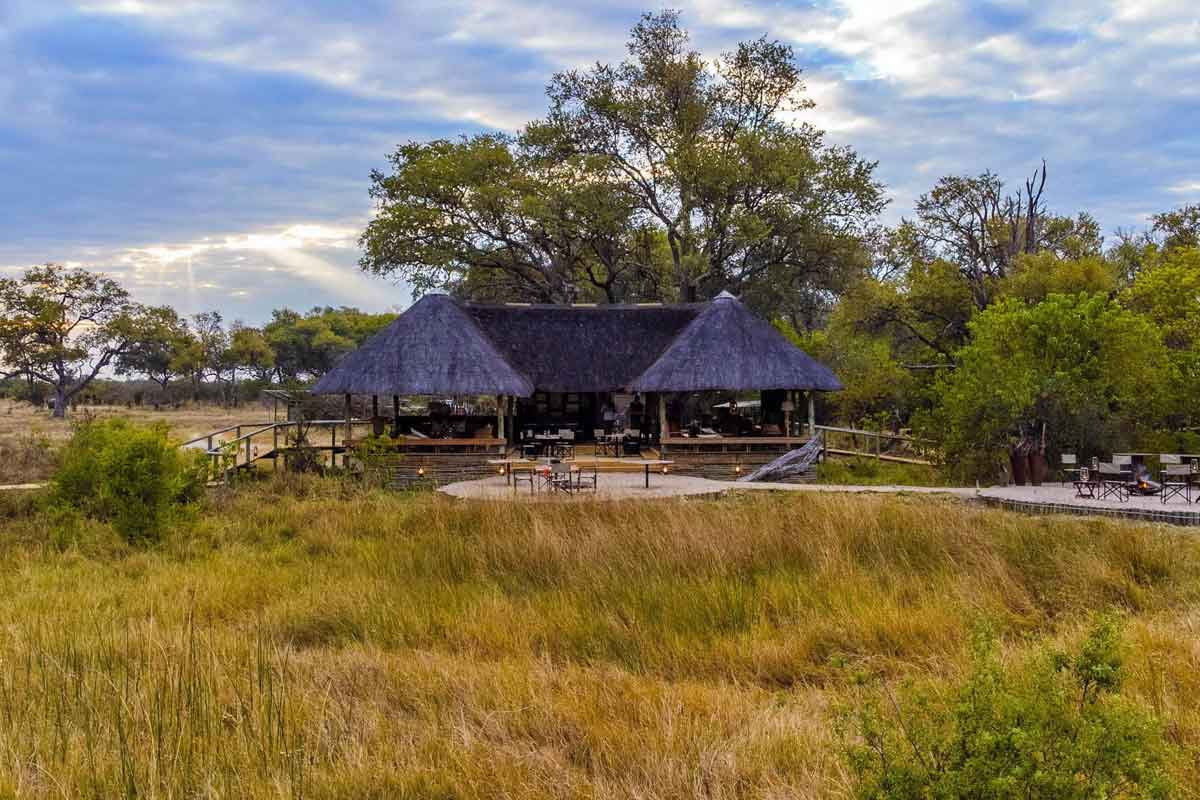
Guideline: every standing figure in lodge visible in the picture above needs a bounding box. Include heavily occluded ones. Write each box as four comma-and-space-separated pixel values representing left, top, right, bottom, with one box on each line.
312, 290, 842, 486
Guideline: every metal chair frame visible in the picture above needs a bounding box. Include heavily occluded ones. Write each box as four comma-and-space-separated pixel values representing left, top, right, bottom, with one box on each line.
1160, 466, 1192, 504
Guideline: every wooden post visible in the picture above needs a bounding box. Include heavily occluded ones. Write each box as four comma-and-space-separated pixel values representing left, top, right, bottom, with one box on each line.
372, 395, 379, 419
658, 393, 668, 444
496, 395, 506, 442
393, 395, 400, 436
784, 390, 793, 438
807, 391, 816, 437
344, 394, 352, 467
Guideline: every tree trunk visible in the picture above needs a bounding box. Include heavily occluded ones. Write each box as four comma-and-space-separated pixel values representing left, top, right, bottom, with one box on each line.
52, 386, 67, 418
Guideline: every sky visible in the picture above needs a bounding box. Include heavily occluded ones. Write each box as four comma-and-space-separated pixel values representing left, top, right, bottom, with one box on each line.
1, 0, 1197, 324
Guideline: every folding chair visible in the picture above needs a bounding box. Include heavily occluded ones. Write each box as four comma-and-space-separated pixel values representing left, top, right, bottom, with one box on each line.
1161, 465, 1191, 504
574, 461, 598, 492
511, 465, 537, 495
1060, 453, 1079, 486
547, 462, 574, 494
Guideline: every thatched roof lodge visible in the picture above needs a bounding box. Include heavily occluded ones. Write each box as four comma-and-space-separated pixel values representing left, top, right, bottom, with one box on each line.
313, 290, 840, 484
315, 291, 840, 401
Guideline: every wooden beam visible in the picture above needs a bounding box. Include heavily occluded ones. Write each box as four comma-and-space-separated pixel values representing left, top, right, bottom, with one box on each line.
372, 395, 379, 418
807, 391, 816, 437
496, 394, 506, 442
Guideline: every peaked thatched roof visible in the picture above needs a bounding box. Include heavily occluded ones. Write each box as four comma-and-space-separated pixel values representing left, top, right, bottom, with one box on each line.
311, 294, 534, 397
313, 292, 840, 397
466, 303, 700, 393
631, 292, 843, 393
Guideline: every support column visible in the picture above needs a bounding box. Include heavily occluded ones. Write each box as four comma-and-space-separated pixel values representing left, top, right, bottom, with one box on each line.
393, 395, 400, 436
658, 393, 669, 444
372, 395, 379, 419
807, 391, 816, 437
497, 395, 506, 442
344, 394, 352, 466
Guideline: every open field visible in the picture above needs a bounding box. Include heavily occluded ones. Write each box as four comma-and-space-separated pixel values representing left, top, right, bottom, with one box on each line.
0, 478, 1196, 797
0, 402, 259, 484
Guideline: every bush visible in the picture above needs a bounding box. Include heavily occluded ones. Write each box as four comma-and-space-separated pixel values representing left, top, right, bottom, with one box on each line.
841, 616, 1174, 799
52, 418, 206, 543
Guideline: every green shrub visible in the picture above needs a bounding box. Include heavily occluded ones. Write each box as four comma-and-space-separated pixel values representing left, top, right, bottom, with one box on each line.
841, 616, 1173, 799
52, 418, 206, 543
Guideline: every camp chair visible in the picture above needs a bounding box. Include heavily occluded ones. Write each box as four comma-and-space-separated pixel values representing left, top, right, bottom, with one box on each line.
547, 462, 574, 494
622, 429, 641, 457
1161, 464, 1191, 504
574, 461, 598, 492
511, 464, 537, 495
1097, 463, 1129, 502
1060, 453, 1078, 486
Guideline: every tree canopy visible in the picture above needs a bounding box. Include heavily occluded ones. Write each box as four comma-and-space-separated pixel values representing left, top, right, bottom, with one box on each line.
360, 11, 884, 320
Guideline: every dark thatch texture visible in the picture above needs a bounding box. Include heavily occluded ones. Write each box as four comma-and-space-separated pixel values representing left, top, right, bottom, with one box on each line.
313, 292, 841, 397
631, 292, 843, 392
467, 303, 701, 393
312, 294, 534, 397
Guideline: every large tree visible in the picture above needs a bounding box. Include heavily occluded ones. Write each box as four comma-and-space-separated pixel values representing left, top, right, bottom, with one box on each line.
908, 163, 1103, 309
360, 11, 884, 314
114, 305, 191, 392
0, 264, 145, 417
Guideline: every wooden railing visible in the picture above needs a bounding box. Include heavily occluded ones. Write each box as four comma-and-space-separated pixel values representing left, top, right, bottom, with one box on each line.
183, 419, 373, 480
814, 424, 936, 465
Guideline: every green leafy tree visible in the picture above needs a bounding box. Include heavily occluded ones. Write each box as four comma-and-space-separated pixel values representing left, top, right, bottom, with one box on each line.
925, 293, 1171, 478
114, 305, 191, 392
842, 616, 1174, 800
999, 251, 1120, 304
1120, 247, 1200, 427
361, 11, 884, 314
0, 264, 145, 417
264, 306, 394, 382
190, 311, 230, 404
1151, 204, 1200, 252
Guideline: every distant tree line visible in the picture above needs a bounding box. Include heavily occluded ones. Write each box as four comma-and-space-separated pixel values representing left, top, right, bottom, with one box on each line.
0, 262, 394, 417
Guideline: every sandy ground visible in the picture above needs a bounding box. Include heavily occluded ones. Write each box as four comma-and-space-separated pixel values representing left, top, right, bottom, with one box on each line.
440, 473, 977, 502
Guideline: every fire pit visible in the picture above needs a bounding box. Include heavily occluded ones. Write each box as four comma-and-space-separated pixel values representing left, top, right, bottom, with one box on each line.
1128, 464, 1161, 496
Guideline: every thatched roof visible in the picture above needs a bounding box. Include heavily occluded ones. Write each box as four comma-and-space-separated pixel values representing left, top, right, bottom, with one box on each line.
467, 303, 699, 393
313, 291, 840, 397
311, 293, 534, 397
631, 292, 843, 393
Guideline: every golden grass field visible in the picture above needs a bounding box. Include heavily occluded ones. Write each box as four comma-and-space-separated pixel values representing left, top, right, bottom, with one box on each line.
0, 402, 259, 484
0, 473, 1196, 798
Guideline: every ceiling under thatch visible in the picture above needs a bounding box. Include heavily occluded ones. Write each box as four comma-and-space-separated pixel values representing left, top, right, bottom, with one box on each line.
313, 292, 841, 397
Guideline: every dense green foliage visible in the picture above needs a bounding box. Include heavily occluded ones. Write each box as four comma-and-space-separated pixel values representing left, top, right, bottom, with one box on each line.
52, 418, 205, 543
844, 617, 1173, 799
928, 294, 1171, 477
360, 11, 883, 317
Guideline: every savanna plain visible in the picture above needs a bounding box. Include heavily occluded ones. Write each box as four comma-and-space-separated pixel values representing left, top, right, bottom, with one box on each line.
0, 462, 1197, 798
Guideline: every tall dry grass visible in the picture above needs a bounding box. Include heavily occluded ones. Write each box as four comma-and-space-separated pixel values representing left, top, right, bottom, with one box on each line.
0, 478, 1195, 797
